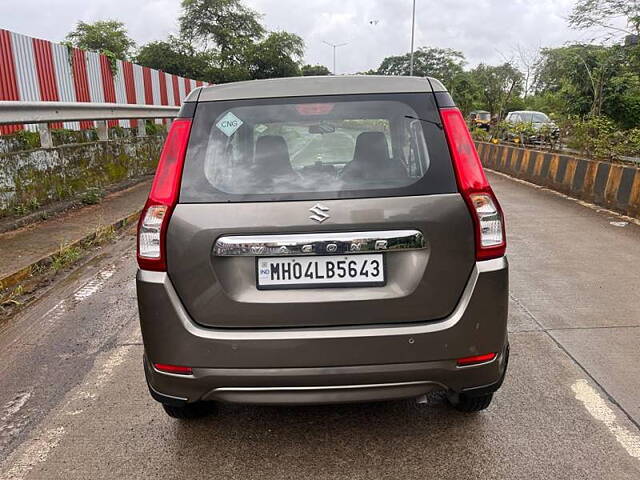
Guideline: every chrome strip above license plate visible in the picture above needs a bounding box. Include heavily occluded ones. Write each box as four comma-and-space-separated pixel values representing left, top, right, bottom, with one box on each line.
213, 230, 425, 257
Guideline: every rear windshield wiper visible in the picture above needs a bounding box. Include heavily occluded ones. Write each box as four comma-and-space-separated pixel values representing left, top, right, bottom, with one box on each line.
404, 115, 443, 130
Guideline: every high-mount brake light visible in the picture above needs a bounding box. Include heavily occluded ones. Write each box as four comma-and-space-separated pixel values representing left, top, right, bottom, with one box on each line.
440, 108, 506, 261
137, 118, 192, 271
295, 103, 335, 115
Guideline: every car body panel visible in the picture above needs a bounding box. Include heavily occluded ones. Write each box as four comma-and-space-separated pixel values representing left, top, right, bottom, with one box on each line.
166, 194, 475, 328
138, 257, 508, 404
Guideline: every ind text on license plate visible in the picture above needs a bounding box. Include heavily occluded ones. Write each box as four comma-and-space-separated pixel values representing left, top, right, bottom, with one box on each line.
257, 254, 385, 289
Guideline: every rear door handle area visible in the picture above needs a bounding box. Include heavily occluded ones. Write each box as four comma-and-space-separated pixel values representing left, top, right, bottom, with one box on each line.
213, 230, 426, 257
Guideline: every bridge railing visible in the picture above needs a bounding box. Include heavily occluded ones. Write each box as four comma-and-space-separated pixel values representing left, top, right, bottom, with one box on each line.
0, 101, 180, 148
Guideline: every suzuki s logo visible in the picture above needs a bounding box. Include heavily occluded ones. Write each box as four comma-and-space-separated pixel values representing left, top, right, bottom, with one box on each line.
309, 203, 330, 223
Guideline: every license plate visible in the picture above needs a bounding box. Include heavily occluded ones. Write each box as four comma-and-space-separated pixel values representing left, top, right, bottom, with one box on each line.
257, 254, 385, 289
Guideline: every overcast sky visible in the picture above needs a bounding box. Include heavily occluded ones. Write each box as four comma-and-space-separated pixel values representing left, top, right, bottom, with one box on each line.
0, 0, 619, 74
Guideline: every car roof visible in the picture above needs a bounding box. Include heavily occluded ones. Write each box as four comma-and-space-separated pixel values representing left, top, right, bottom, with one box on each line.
509, 110, 547, 115
190, 75, 447, 103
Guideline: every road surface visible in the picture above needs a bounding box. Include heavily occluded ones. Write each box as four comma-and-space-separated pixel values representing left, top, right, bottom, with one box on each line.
1, 171, 639, 479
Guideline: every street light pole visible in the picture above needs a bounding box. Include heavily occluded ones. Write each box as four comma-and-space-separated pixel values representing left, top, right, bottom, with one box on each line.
323, 41, 348, 75
409, 0, 416, 76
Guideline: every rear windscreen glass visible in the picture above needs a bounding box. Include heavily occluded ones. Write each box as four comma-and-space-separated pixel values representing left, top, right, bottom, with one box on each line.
180, 93, 456, 203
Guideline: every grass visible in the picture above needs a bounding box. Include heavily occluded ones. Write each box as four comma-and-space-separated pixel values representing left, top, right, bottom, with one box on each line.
80, 187, 105, 205
0, 284, 24, 308
51, 244, 83, 272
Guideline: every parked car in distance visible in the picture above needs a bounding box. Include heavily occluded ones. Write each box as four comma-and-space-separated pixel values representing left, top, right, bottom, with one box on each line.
136, 75, 509, 419
503, 110, 560, 143
468, 110, 491, 130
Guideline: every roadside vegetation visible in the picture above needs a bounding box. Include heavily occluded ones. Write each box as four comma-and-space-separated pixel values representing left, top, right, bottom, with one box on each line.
60, 1, 639, 164
0, 222, 120, 318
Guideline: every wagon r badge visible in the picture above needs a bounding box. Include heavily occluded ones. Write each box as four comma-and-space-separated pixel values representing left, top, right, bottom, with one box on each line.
309, 203, 330, 223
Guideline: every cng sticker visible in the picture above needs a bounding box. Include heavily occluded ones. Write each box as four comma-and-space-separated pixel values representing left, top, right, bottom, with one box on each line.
216, 112, 243, 137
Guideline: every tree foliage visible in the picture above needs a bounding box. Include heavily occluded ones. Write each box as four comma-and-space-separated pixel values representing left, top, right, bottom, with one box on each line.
301, 64, 331, 76
134, 36, 214, 79
532, 44, 640, 128
246, 32, 304, 80
131, 0, 305, 84
179, 0, 265, 58
568, 0, 640, 37
470, 63, 524, 118
66, 20, 135, 60
376, 47, 466, 90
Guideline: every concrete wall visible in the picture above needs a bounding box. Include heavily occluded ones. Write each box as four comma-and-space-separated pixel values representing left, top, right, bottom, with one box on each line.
0, 136, 163, 216
477, 142, 640, 219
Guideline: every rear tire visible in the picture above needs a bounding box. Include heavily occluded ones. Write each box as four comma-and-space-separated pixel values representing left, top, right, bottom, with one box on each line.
449, 392, 493, 412
162, 402, 214, 419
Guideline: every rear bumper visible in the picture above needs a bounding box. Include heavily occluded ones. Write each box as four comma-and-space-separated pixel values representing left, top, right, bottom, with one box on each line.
137, 257, 509, 405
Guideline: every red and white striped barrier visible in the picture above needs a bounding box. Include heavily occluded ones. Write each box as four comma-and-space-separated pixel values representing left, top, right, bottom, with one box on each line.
0, 28, 207, 135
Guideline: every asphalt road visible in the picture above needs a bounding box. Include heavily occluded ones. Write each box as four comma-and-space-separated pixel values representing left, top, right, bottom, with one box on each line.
1, 171, 639, 479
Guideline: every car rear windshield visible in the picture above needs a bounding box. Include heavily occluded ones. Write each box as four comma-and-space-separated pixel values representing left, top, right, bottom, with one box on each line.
180, 93, 456, 203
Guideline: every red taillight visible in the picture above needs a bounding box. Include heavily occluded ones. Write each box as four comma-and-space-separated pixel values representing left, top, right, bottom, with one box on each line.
137, 118, 192, 271
153, 363, 193, 375
440, 108, 506, 260
456, 352, 496, 367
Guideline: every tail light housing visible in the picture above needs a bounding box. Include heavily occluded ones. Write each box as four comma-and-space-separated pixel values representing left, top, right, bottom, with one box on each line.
440, 108, 506, 260
137, 118, 192, 271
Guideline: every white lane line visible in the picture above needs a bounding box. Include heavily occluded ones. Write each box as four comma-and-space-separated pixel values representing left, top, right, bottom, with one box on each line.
0, 342, 135, 479
73, 267, 115, 301
572, 379, 640, 459
3, 427, 65, 480
0, 392, 31, 424
0, 392, 32, 441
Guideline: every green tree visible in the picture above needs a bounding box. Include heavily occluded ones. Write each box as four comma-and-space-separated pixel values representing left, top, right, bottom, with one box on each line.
301, 64, 331, 76
66, 20, 135, 60
246, 32, 304, 80
376, 47, 466, 90
448, 71, 480, 115
532, 44, 640, 126
135, 36, 213, 79
569, 0, 640, 37
471, 63, 523, 118
179, 0, 264, 64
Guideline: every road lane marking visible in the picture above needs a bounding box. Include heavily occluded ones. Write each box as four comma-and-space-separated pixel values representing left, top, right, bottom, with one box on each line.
3, 427, 65, 480
73, 267, 115, 301
0, 340, 136, 479
572, 379, 640, 459
0, 392, 31, 425
0, 392, 32, 444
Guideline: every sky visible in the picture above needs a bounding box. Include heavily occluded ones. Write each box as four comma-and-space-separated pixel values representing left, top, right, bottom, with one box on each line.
0, 0, 623, 74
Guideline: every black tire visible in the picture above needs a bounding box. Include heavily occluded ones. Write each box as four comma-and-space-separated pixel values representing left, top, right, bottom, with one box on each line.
162, 402, 214, 419
449, 392, 493, 412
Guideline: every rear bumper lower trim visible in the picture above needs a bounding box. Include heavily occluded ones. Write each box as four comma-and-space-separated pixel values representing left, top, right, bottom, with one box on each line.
213, 380, 434, 392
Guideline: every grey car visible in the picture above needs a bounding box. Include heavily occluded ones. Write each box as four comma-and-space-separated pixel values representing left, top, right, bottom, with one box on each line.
136, 75, 509, 419
504, 110, 560, 142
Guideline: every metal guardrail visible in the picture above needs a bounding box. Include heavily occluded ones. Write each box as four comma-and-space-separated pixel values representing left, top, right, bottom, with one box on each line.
0, 101, 179, 125
0, 101, 181, 148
